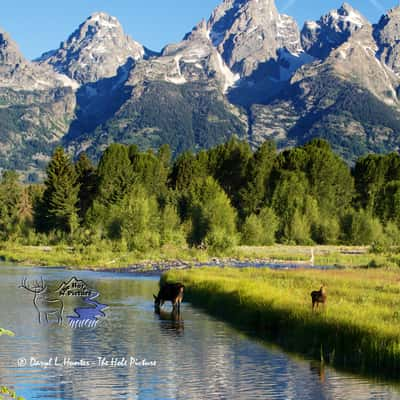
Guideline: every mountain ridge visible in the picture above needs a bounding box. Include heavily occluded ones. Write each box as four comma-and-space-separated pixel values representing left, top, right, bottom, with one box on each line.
1, 1, 400, 174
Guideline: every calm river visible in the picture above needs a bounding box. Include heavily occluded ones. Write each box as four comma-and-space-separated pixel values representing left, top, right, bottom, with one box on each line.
0, 266, 399, 400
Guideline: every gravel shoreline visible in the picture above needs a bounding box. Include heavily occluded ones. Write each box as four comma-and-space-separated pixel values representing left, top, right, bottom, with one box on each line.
76, 257, 330, 275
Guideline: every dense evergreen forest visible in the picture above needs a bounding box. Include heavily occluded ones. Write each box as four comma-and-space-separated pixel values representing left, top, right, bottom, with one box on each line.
1, 138, 399, 253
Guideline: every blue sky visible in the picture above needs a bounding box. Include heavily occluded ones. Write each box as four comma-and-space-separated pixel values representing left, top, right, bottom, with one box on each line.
0, 0, 398, 60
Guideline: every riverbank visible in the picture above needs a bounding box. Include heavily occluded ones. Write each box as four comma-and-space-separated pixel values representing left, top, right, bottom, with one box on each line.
163, 267, 400, 379
0, 243, 393, 272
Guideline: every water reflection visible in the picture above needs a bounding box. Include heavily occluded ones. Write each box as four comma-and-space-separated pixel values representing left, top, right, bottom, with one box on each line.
155, 308, 184, 336
310, 361, 326, 383
0, 266, 399, 400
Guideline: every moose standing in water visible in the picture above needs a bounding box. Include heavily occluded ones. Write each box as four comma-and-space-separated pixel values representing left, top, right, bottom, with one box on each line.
311, 285, 327, 311
154, 282, 185, 312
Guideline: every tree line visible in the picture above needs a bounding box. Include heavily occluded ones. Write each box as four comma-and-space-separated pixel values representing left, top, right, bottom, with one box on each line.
1, 138, 400, 252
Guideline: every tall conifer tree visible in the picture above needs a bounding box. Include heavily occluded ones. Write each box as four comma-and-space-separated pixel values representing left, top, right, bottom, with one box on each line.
40, 147, 79, 234
76, 153, 97, 220
97, 144, 133, 206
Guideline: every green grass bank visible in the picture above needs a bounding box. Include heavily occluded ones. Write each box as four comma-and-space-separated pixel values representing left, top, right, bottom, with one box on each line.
163, 267, 400, 379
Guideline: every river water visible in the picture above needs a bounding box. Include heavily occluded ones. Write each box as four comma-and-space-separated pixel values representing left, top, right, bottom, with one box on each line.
0, 266, 399, 400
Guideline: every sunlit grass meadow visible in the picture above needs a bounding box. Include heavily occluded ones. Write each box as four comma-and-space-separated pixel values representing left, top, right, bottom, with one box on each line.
164, 267, 400, 378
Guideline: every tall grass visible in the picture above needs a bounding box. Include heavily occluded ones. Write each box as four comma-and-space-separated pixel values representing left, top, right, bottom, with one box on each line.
163, 267, 400, 378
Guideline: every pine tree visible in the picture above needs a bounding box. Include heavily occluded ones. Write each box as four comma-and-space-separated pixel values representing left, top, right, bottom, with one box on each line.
130, 149, 169, 198
239, 141, 276, 216
170, 151, 203, 192
75, 153, 97, 220
207, 138, 252, 209
40, 147, 79, 234
97, 144, 133, 206
0, 171, 23, 239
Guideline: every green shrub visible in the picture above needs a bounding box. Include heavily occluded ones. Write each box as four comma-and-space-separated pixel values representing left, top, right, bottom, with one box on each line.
241, 207, 278, 245
342, 210, 384, 245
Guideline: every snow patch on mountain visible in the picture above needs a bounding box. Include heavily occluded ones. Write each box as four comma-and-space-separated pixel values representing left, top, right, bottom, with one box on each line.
301, 3, 369, 59
37, 12, 146, 84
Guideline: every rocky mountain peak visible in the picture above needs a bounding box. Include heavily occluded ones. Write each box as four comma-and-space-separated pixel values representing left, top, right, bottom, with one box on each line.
301, 3, 368, 59
207, 0, 303, 78
338, 3, 364, 21
0, 28, 77, 91
208, 0, 278, 45
37, 12, 146, 84
182, 19, 209, 42
131, 17, 240, 94
88, 12, 117, 24
0, 30, 25, 66
374, 6, 400, 76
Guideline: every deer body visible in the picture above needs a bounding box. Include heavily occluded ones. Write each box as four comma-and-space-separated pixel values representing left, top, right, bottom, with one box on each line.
311, 285, 327, 311
20, 278, 64, 324
34, 290, 64, 324
154, 283, 185, 311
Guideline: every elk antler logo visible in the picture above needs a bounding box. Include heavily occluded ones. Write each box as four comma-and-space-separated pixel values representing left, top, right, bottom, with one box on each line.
19, 277, 64, 324
19, 276, 108, 328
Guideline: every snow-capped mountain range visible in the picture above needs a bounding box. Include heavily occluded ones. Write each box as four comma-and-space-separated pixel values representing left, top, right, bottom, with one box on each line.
2, 0, 400, 173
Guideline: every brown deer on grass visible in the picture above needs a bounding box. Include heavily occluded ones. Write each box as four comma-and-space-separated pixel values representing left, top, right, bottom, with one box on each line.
311, 285, 327, 311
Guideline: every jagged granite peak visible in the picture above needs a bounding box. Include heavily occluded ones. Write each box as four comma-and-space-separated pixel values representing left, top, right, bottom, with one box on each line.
207, 0, 303, 78
301, 2, 369, 59
129, 19, 240, 93
37, 12, 146, 84
65, 16, 248, 157
0, 28, 77, 173
374, 6, 400, 76
182, 19, 208, 41
0, 30, 24, 66
249, 23, 400, 163
295, 25, 400, 106
0, 27, 77, 91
